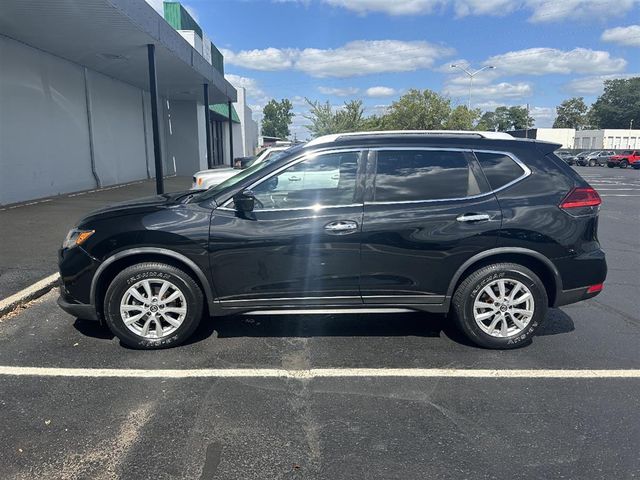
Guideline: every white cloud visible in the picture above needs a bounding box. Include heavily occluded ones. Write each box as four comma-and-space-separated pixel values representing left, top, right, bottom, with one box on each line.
601, 25, 640, 47
528, 106, 555, 127
525, 0, 638, 23
296, 0, 640, 22
318, 86, 360, 96
444, 82, 533, 99
222, 40, 454, 77
365, 86, 397, 97
485, 47, 626, 75
564, 73, 640, 94
221, 47, 296, 71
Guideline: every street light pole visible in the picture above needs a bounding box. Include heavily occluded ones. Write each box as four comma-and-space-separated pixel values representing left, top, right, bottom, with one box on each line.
450, 64, 496, 110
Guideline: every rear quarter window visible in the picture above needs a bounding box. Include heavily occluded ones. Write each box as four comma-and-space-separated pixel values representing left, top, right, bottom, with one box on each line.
475, 152, 525, 191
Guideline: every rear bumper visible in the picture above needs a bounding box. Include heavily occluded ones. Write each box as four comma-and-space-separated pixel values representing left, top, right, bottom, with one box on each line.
554, 286, 603, 307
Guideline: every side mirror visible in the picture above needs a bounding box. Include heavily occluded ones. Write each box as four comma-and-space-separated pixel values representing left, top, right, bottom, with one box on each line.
233, 190, 255, 212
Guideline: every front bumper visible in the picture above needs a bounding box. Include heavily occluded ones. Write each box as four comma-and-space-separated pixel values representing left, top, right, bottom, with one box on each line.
57, 294, 98, 320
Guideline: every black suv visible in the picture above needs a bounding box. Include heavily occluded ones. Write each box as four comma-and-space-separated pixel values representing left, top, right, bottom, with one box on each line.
58, 131, 606, 350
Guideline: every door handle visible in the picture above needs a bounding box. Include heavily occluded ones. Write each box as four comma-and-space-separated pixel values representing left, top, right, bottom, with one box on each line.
288, 176, 302, 182
324, 220, 358, 234
456, 213, 491, 223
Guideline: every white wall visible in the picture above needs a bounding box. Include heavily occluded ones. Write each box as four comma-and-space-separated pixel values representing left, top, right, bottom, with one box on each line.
165, 100, 207, 176
86, 70, 148, 186
233, 87, 258, 157
0, 34, 95, 205
0, 32, 216, 205
535, 128, 575, 149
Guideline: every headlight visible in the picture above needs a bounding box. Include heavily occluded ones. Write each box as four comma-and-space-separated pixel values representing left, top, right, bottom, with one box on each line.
62, 229, 95, 249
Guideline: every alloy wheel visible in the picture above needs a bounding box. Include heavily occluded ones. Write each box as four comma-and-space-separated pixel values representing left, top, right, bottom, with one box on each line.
120, 279, 187, 339
473, 279, 535, 338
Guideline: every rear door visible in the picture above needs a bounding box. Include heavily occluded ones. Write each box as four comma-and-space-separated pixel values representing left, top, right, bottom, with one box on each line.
360, 147, 503, 305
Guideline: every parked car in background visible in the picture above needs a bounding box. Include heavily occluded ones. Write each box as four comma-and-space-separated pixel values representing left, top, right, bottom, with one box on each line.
192, 146, 290, 190
607, 150, 640, 168
577, 151, 615, 167
555, 151, 574, 164
58, 130, 607, 350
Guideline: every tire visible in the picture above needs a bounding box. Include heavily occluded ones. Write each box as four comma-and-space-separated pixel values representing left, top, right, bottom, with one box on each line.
104, 262, 203, 349
607, 163, 614, 168
451, 263, 548, 349
588, 159, 596, 167
620, 160, 628, 169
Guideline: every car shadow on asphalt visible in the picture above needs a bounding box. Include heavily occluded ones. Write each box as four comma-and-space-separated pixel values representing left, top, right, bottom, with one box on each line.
71, 308, 575, 349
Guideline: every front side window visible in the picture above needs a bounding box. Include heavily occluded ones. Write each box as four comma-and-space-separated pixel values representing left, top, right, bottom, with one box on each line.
373, 150, 481, 202
250, 151, 360, 210
475, 152, 525, 191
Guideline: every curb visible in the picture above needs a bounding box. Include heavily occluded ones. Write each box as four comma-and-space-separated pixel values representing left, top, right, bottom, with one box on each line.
0, 273, 60, 318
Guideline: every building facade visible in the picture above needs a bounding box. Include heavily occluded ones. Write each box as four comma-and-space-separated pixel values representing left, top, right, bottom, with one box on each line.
508, 128, 575, 149
0, 0, 237, 206
573, 129, 640, 150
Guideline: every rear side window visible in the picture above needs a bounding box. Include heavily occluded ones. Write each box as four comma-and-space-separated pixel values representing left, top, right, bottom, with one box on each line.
475, 152, 525, 191
374, 150, 481, 202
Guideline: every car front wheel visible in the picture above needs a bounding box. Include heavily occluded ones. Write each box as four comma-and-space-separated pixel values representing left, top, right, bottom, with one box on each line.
451, 263, 548, 349
620, 160, 629, 169
104, 262, 203, 349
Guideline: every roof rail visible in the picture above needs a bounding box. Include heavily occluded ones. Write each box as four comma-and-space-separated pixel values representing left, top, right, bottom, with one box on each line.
306, 130, 514, 147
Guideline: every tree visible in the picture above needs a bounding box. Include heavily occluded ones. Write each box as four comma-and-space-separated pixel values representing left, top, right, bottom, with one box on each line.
261, 99, 294, 138
589, 77, 640, 129
476, 106, 534, 131
553, 97, 589, 129
444, 105, 481, 130
304, 99, 367, 137
508, 106, 534, 130
383, 89, 451, 130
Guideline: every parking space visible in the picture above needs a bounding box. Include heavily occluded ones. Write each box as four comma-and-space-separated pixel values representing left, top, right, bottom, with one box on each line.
0, 167, 638, 479
0, 176, 192, 299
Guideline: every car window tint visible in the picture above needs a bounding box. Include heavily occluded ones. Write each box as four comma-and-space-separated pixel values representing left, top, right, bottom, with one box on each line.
475, 152, 525, 190
374, 150, 480, 202
252, 151, 360, 209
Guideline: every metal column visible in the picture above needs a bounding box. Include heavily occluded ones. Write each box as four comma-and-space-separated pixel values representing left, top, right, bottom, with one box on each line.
147, 44, 164, 194
203, 84, 213, 169
228, 100, 234, 167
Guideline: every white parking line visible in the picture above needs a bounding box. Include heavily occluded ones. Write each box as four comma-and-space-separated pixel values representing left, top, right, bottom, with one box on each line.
0, 366, 639, 379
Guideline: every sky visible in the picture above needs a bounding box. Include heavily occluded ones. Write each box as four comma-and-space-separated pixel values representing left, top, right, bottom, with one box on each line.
148, 0, 640, 140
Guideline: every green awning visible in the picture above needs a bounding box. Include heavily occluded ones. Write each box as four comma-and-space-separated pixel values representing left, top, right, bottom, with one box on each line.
209, 103, 240, 123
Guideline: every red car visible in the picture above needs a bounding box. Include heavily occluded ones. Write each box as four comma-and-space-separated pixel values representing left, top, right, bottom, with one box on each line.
607, 150, 640, 168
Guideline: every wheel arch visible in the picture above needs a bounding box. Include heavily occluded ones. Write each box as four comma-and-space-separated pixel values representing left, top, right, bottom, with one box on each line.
446, 248, 562, 307
90, 248, 216, 317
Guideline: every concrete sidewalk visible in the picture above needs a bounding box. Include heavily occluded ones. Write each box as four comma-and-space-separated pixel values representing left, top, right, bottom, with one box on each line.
0, 176, 192, 300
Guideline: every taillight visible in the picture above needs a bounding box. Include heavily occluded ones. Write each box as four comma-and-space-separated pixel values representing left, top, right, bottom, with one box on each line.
560, 187, 601, 210
587, 283, 604, 293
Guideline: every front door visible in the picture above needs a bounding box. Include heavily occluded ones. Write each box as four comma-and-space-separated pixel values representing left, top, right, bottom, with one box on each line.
209, 149, 366, 307
360, 148, 502, 304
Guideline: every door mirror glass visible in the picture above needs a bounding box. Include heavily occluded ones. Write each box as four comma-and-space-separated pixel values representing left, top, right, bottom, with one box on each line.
233, 190, 256, 212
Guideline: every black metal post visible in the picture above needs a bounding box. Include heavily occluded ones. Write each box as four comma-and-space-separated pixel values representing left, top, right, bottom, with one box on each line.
147, 44, 164, 194
203, 84, 213, 169
228, 100, 234, 166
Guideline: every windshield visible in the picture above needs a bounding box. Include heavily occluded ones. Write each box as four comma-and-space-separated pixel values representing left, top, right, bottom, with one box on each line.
190, 145, 304, 203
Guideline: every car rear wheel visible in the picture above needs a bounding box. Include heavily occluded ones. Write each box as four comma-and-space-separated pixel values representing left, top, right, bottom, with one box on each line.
104, 262, 203, 349
588, 159, 596, 167
451, 263, 548, 349
607, 163, 615, 168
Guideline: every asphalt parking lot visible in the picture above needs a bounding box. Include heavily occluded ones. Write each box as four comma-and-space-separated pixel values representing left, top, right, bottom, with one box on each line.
0, 167, 638, 479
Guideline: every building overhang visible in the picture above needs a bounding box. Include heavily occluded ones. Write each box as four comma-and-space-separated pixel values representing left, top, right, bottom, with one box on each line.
0, 0, 236, 103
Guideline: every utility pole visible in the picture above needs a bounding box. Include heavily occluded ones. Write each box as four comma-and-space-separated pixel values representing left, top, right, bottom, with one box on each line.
450, 64, 496, 110
630, 119, 634, 148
